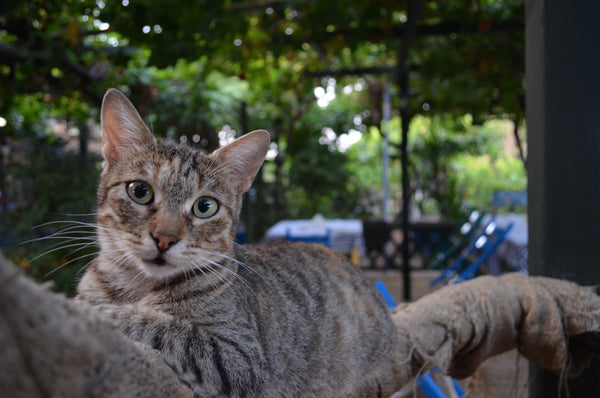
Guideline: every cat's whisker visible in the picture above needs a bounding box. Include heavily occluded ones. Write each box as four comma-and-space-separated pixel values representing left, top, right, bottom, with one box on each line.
39, 228, 99, 244
43, 223, 100, 233
25, 220, 104, 263
52, 212, 98, 218
29, 224, 97, 235
113, 251, 137, 271
100, 251, 143, 300
39, 229, 96, 236
44, 251, 99, 277
203, 249, 250, 269
188, 263, 220, 291
195, 256, 253, 294
24, 225, 98, 246
203, 249, 264, 282
25, 218, 110, 278
187, 256, 230, 291
32, 220, 85, 229
28, 240, 98, 264
21, 235, 96, 248
233, 242, 259, 256
180, 266, 191, 284
65, 241, 98, 256
75, 257, 99, 278
37, 232, 98, 240
32, 219, 100, 232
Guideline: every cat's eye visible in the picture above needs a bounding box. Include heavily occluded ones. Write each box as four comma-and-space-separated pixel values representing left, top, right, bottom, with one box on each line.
126, 181, 154, 205
192, 197, 219, 219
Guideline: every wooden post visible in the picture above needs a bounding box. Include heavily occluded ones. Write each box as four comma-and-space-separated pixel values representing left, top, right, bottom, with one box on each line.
526, 0, 600, 395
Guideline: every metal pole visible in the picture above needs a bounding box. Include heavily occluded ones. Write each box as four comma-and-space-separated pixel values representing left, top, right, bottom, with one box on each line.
399, 72, 411, 302
382, 81, 391, 221
0, 125, 6, 213
395, 0, 422, 302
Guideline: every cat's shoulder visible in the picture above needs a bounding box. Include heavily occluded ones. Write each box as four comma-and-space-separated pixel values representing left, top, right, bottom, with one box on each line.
237, 240, 347, 262
233, 240, 357, 280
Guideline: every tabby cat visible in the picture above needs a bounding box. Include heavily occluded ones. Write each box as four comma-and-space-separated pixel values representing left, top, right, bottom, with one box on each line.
76, 89, 405, 397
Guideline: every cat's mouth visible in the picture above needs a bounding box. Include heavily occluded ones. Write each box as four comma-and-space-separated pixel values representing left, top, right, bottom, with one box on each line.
144, 256, 169, 267
137, 254, 183, 279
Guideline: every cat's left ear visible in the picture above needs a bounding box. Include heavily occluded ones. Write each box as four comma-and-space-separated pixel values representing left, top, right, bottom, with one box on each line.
101, 88, 157, 166
213, 130, 270, 194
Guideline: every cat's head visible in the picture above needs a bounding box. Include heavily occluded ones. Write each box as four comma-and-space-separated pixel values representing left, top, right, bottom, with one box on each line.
96, 88, 269, 280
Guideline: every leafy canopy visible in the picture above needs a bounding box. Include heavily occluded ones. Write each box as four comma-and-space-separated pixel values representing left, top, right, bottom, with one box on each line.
0, 1, 526, 290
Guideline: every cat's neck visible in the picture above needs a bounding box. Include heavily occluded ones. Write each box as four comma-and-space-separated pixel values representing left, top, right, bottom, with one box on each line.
80, 252, 240, 306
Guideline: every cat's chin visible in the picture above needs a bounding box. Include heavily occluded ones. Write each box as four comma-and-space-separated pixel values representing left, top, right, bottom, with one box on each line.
139, 257, 180, 279
145, 256, 168, 266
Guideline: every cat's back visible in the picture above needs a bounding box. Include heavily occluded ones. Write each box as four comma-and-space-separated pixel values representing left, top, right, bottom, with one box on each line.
237, 240, 383, 316
233, 241, 402, 396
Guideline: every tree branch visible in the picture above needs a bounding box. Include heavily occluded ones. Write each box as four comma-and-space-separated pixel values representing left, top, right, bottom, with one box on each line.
0, 42, 29, 62
1, 254, 598, 397
512, 117, 527, 168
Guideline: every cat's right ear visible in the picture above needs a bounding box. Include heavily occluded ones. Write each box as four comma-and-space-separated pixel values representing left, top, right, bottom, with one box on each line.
101, 88, 156, 166
213, 130, 271, 194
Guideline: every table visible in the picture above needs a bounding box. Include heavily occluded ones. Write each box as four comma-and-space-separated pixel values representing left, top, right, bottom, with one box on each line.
263, 216, 365, 254
264, 214, 529, 273
489, 213, 528, 274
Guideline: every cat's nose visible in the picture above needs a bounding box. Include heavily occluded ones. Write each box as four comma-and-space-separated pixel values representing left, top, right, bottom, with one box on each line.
151, 231, 179, 252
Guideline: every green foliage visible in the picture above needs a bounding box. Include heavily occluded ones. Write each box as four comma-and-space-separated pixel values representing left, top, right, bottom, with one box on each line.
342, 114, 527, 220
345, 126, 401, 219
408, 115, 526, 217
1, 152, 100, 296
122, 58, 249, 150
286, 139, 352, 218
0, 0, 527, 292
452, 153, 526, 212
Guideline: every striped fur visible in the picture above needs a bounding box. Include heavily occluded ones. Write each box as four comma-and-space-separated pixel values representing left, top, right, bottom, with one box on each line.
76, 89, 405, 397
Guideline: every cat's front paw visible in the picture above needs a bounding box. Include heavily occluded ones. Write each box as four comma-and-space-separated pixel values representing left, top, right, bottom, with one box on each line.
94, 303, 172, 326
94, 303, 127, 323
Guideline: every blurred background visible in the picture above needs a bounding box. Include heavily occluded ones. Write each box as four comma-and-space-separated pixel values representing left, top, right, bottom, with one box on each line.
0, 0, 527, 294
2, 1, 600, 395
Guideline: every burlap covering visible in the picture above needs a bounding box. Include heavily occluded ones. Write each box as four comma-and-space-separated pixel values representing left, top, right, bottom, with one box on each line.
0, 254, 192, 398
391, 273, 600, 381
1, 252, 599, 397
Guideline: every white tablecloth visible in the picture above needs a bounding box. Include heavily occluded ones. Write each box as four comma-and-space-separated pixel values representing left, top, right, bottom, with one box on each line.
489, 213, 528, 274
264, 217, 365, 253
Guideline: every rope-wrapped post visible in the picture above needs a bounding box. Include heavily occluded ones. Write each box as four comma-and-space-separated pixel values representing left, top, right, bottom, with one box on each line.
391, 273, 600, 382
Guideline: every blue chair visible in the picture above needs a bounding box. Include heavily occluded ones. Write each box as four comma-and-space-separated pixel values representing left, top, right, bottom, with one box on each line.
430, 219, 514, 287
453, 222, 514, 283
285, 228, 331, 248
425, 210, 486, 270
374, 280, 397, 310
416, 368, 467, 398
373, 280, 466, 398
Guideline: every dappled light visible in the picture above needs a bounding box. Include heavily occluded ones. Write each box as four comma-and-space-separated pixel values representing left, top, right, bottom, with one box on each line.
0, 0, 527, 289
